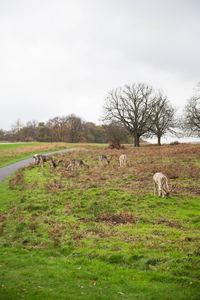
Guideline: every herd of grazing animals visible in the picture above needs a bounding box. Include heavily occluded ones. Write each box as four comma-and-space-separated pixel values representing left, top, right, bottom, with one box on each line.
33, 152, 170, 198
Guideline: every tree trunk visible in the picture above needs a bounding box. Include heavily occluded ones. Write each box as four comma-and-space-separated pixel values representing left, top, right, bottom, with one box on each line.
134, 134, 140, 147
157, 136, 161, 146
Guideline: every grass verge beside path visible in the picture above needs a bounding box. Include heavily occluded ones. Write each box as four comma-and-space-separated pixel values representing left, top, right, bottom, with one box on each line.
0, 143, 75, 167
0, 144, 200, 299
0, 142, 107, 167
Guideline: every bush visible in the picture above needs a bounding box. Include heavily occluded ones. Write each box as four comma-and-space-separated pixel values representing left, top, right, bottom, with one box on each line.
170, 141, 180, 145
108, 138, 121, 149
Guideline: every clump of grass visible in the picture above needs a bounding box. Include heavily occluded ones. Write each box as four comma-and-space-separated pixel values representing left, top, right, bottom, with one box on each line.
45, 179, 64, 193
9, 170, 24, 189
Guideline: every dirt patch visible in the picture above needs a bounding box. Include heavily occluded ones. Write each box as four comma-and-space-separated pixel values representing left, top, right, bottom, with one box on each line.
182, 185, 200, 195
154, 218, 182, 228
170, 182, 200, 196
45, 179, 64, 193
79, 212, 148, 225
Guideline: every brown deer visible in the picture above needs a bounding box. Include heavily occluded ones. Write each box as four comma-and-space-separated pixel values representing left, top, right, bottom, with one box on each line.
33, 154, 56, 168
67, 159, 89, 170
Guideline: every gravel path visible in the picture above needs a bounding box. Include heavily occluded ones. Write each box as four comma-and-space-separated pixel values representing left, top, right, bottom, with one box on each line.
0, 148, 75, 184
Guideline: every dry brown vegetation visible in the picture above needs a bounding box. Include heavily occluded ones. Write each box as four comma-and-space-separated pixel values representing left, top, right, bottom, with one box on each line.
9, 169, 25, 189
43, 143, 200, 197
0, 142, 67, 158
79, 212, 148, 225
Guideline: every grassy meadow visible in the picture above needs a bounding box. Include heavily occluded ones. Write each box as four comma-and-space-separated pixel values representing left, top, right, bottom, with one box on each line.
0, 143, 200, 299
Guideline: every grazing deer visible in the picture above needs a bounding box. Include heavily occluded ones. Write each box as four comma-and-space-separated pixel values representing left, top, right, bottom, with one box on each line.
153, 172, 170, 198
67, 159, 89, 170
119, 154, 127, 167
55, 159, 65, 167
99, 154, 110, 164
33, 154, 56, 168
33, 154, 40, 165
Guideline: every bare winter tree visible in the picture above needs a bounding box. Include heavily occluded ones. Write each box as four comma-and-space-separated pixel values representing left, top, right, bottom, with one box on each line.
20, 120, 38, 141
47, 116, 68, 142
10, 119, 24, 141
11, 119, 24, 134
66, 114, 85, 142
102, 83, 155, 147
147, 92, 176, 145
0, 129, 5, 141
181, 92, 200, 137
46, 114, 85, 142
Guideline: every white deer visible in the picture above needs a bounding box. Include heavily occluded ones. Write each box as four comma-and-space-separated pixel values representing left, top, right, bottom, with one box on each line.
119, 154, 127, 167
153, 172, 170, 198
33, 154, 40, 165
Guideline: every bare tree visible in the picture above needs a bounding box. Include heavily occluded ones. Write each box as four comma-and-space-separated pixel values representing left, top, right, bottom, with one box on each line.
66, 114, 85, 142
11, 119, 24, 133
20, 120, 38, 141
10, 119, 24, 141
0, 129, 5, 141
148, 92, 176, 145
46, 114, 85, 142
181, 94, 200, 137
47, 116, 68, 142
102, 83, 155, 147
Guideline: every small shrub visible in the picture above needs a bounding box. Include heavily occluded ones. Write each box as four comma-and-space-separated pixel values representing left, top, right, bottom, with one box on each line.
108, 138, 121, 149
170, 141, 180, 145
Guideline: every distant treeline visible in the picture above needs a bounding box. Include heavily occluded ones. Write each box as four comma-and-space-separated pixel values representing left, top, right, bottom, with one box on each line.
0, 115, 132, 144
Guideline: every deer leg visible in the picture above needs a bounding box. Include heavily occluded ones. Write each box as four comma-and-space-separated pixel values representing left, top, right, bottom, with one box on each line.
158, 186, 162, 197
154, 182, 156, 195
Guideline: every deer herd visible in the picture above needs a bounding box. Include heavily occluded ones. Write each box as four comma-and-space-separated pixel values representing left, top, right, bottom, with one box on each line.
33, 153, 170, 198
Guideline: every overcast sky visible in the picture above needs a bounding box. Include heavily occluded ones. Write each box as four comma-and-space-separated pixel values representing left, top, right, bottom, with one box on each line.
0, 0, 200, 130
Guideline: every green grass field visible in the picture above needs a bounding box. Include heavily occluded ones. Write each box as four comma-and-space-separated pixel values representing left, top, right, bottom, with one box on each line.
0, 143, 200, 299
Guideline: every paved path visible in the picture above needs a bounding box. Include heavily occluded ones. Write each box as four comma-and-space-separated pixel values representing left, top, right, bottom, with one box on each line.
0, 148, 75, 184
